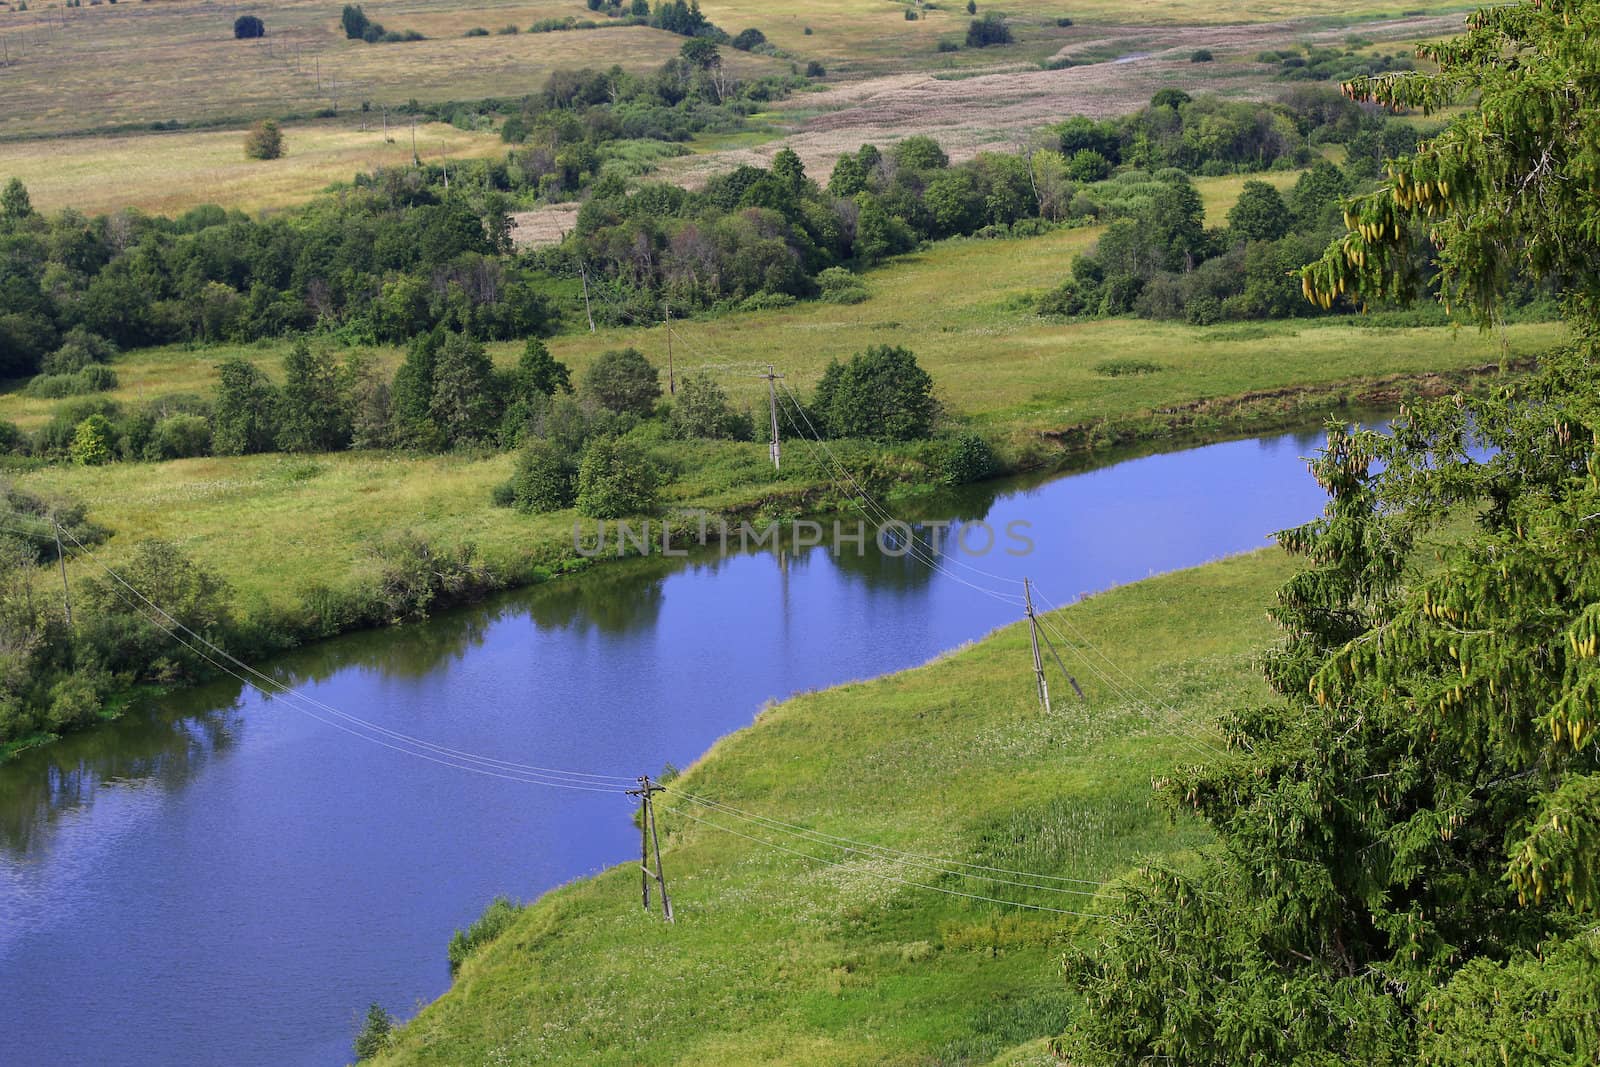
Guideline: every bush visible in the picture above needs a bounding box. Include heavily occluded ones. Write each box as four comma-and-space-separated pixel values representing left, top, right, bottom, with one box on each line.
668, 371, 748, 439
1092, 358, 1164, 377
78, 539, 234, 681
25, 365, 118, 398
46, 673, 101, 732
941, 431, 998, 486
813, 345, 938, 441
817, 266, 869, 304
146, 414, 213, 460
70, 415, 113, 466
341, 3, 371, 39
509, 438, 578, 512
1185, 293, 1223, 325
447, 896, 522, 976
965, 12, 1011, 46
1190, 48, 1214, 62
233, 14, 265, 38
352, 1003, 394, 1061
581, 348, 661, 416
575, 436, 660, 518
1055, 15, 1072, 25
42, 328, 117, 375
1036, 280, 1089, 317
244, 119, 284, 160
463, 25, 489, 36
1065, 148, 1112, 182
937, 39, 960, 52
731, 27, 767, 50
805, 60, 826, 77
905, 7, 918, 18
369, 533, 486, 622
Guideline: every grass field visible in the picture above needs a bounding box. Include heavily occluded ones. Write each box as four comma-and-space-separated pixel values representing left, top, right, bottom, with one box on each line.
0, 171, 1561, 613
0, 0, 783, 139
0, 119, 505, 216
371, 546, 1295, 1063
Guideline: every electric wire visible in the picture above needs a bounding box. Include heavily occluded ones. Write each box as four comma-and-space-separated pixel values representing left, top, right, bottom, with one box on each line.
38, 521, 636, 790
660, 784, 1111, 889
662, 804, 1116, 920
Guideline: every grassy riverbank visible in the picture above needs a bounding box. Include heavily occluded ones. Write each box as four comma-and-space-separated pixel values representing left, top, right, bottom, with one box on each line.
371, 545, 1294, 1064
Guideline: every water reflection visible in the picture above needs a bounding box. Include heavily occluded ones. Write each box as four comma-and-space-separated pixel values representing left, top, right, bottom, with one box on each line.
0, 419, 1377, 1067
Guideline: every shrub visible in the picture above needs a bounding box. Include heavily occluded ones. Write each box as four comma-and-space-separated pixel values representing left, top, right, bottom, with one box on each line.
668, 371, 748, 440
813, 345, 938, 441
1190, 48, 1214, 62
78, 539, 234, 681
495, 23, 518, 33
1185, 293, 1223, 325
369, 533, 486, 622
965, 12, 1011, 46
447, 896, 521, 976
1055, 15, 1072, 25
352, 1003, 394, 1061
937, 39, 960, 52
1065, 148, 1112, 182
575, 436, 660, 518
146, 414, 213, 460
46, 674, 101, 732
905, 7, 918, 18
803, 25, 812, 34
42, 328, 117, 375
341, 3, 371, 39
233, 14, 265, 38
509, 438, 578, 512
817, 266, 869, 304
893, 135, 949, 170
731, 27, 767, 50
25, 365, 118, 398
940, 431, 998, 486
70, 415, 113, 466
463, 25, 489, 36
805, 60, 826, 77
243, 119, 284, 160
1036, 280, 1089, 317
1092, 358, 1164, 377
581, 348, 661, 416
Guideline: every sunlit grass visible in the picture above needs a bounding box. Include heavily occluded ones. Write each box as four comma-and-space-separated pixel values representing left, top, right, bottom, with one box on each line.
374, 548, 1296, 1064
0, 120, 505, 217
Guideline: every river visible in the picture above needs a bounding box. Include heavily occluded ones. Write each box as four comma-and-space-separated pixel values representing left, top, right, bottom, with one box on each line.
0, 423, 1354, 1066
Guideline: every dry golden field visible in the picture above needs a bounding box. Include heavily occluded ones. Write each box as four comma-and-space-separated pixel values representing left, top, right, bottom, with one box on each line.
0, 118, 504, 214
0, 0, 783, 138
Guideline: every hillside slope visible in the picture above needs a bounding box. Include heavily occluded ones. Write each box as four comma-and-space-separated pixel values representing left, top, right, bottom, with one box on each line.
376, 547, 1297, 1064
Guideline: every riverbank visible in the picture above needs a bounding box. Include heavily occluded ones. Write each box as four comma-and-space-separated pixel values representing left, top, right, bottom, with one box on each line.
0, 344, 1543, 763
369, 545, 1295, 1064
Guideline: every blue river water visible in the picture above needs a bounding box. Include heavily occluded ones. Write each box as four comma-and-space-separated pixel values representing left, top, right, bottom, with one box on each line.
0, 423, 1352, 1066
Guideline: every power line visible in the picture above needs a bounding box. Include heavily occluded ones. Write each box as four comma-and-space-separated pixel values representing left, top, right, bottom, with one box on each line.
661, 785, 1111, 890
43, 523, 636, 791
662, 804, 1116, 920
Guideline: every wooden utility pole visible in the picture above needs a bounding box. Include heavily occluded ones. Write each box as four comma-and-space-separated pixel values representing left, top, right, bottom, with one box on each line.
627, 777, 674, 922
1024, 578, 1050, 713
52, 522, 73, 628
760, 365, 784, 471
664, 301, 674, 395
580, 267, 595, 332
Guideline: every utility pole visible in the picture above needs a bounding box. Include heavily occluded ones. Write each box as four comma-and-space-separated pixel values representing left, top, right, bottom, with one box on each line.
760, 365, 784, 471
580, 267, 595, 332
1024, 578, 1050, 713
664, 301, 674, 395
627, 777, 674, 922
52, 521, 73, 628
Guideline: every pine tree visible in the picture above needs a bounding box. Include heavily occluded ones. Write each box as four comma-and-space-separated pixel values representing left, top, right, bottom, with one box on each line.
1067, 3, 1600, 1062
